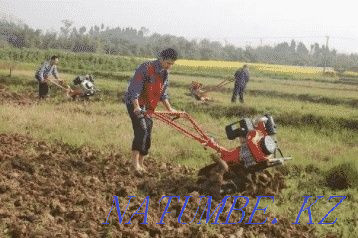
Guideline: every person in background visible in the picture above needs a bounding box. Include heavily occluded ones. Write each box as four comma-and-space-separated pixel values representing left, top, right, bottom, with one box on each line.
124, 48, 178, 175
35, 55, 62, 99
231, 64, 250, 103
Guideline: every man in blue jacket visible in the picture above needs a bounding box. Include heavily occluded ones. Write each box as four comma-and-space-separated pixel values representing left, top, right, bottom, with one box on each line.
35, 55, 61, 99
232, 64, 250, 103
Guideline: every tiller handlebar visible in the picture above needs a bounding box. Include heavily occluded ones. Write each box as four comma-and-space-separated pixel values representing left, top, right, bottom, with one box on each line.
152, 111, 239, 163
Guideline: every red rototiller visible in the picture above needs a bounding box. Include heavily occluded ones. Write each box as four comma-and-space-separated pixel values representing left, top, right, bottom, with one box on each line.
152, 111, 292, 194
189, 78, 234, 102
152, 111, 290, 168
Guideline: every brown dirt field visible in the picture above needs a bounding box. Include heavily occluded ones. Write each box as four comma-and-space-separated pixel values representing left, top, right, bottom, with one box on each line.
0, 133, 316, 237
0, 84, 34, 105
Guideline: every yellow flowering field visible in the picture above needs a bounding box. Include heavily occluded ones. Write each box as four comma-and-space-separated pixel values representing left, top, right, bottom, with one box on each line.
176, 59, 328, 75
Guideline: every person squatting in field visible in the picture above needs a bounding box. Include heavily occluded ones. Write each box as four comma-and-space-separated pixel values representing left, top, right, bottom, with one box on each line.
124, 48, 178, 175
35, 55, 62, 99
232, 64, 250, 103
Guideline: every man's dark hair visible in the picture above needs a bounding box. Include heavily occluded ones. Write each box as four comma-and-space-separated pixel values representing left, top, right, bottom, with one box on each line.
50, 55, 59, 60
159, 48, 178, 61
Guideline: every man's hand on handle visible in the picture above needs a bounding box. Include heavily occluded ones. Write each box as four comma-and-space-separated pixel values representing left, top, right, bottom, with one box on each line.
42, 77, 49, 83
133, 106, 143, 117
168, 107, 177, 113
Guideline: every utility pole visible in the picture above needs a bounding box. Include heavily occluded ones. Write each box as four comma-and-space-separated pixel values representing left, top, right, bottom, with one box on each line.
323, 35, 329, 73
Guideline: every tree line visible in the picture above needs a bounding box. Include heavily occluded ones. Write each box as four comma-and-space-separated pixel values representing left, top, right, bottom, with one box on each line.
1, 19, 357, 70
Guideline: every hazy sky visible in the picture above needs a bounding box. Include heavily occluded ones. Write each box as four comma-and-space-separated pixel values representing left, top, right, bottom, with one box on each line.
1, 0, 357, 53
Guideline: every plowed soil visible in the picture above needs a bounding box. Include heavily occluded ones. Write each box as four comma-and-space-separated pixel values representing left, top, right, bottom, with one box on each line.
0, 84, 33, 105
0, 133, 316, 237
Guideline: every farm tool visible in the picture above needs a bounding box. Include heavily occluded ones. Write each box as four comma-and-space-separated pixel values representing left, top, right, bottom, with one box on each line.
46, 76, 97, 99
189, 78, 234, 102
190, 81, 211, 101
46, 77, 73, 97
70, 75, 97, 100
152, 111, 291, 198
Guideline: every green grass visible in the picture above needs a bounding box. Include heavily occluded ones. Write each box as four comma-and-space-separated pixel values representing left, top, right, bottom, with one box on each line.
2, 47, 358, 83
0, 48, 144, 72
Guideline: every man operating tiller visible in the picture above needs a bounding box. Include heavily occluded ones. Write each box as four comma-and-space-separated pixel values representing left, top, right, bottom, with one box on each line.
35, 55, 63, 99
124, 48, 179, 175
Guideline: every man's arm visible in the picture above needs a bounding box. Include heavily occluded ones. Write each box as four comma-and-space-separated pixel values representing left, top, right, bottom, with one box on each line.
162, 98, 175, 112
160, 78, 169, 101
234, 70, 240, 79
37, 62, 47, 82
244, 71, 249, 83
52, 65, 59, 80
160, 78, 175, 112
128, 64, 146, 112
132, 99, 141, 114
